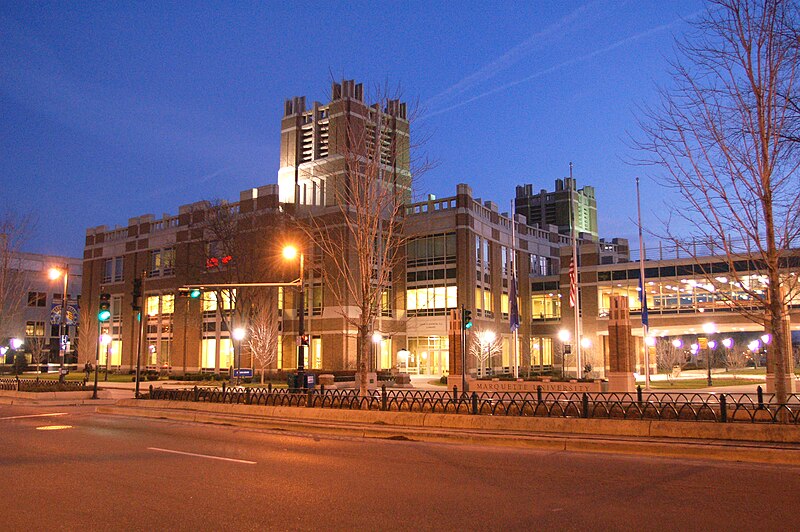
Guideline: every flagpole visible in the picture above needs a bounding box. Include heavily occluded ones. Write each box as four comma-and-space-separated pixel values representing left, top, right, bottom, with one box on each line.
510, 200, 519, 379
636, 177, 651, 390
569, 163, 582, 379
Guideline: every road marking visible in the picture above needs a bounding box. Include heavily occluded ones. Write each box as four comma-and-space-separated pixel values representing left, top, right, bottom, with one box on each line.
147, 447, 256, 464
0, 412, 69, 420
36, 425, 72, 430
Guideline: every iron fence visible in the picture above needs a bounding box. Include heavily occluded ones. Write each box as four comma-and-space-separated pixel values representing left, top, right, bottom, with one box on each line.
145, 384, 800, 424
0, 377, 90, 392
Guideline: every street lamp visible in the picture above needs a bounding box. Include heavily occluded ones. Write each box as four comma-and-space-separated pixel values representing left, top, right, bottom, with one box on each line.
232, 327, 246, 385
557, 329, 571, 378
283, 245, 305, 388
48, 265, 70, 383
372, 332, 383, 372
702, 322, 716, 386
477, 330, 496, 377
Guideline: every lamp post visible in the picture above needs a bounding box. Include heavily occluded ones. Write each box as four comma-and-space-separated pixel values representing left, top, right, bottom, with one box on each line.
477, 330, 496, 377
232, 327, 246, 385
94, 334, 111, 399
48, 265, 70, 383
703, 322, 716, 387
557, 329, 570, 378
283, 245, 305, 388
372, 332, 383, 373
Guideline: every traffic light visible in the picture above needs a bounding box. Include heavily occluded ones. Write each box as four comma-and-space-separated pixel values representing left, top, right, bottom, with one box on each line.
98, 293, 111, 322
131, 278, 142, 311
178, 287, 202, 299
299, 334, 309, 346
462, 309, 473, 330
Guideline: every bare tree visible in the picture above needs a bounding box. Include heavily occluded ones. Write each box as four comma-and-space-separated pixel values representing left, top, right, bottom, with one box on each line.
246, 289, 280, 384
636, 0, 800, 404
26, 335, 49, 373
0, 211, 32, 342
469, 330, 503, 377
655, 339, 687, 379
724, 347, 750, 373
296, 81, 431, 396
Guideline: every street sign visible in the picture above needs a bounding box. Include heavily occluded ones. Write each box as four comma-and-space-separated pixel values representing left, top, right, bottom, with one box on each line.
233, 368, 253, 378
698, 337, 708, 349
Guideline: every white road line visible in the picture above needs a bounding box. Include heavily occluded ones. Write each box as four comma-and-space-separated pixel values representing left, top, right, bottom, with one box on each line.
0, 412, 69, 420
147, 447, 256, 464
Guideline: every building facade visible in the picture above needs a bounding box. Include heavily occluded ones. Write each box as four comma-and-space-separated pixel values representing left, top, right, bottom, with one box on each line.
78, 79, 797, 386
1, 252, 82, 369
515, 177, 598, 239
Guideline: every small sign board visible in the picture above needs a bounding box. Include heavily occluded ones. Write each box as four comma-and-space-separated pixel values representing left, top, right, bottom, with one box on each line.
233, 368, 253, 378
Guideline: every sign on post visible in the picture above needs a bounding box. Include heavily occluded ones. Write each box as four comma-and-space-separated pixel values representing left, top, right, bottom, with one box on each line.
233, 368, 253, 378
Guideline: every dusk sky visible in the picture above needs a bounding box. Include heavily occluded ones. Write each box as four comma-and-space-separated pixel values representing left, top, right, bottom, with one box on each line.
1, 0, 705, 257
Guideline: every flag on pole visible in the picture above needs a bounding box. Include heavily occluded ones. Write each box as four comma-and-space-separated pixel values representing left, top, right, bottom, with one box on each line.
509, 276, 520, 332
639, 275, 649, 328
569, 257, 578, 308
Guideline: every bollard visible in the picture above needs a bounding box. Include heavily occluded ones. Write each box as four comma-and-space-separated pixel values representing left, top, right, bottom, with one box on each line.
582, 392, 589, 418
306, 388, 312, 408
222, 382, 226, 394
720, 393, 727, 423
268, 382, 272, 393
15, 376, 20, 392
320, 384, 325, 394
471, 392, 479, 415
246, 387, 251, 405
148, 384, 153, 398
193, 385, 199, 402
453, 385, 458, 402
381, 384, 387, 411
537, 385, 543, 404
637, 385, 643, 405
757, 385, 764, 410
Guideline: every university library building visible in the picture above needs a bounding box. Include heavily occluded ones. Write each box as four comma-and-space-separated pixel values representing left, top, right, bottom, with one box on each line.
78, 80, 799, 392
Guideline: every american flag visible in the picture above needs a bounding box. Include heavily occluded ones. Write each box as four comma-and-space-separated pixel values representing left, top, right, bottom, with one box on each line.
569, 256, 578, 308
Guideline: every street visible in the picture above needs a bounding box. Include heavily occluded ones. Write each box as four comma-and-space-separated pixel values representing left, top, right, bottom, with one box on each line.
1, 403, 797, 531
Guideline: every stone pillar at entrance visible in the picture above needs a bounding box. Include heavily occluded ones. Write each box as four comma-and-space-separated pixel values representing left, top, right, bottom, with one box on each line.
766, 312, 797, 394
447, 310, 466, 390
607, 295, 636, 392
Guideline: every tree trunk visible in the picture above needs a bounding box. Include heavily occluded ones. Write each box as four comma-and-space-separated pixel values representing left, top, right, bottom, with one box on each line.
358, 325, 369, 397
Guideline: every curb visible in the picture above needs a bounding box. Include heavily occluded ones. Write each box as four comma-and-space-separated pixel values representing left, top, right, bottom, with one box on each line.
96, 402, 800, 466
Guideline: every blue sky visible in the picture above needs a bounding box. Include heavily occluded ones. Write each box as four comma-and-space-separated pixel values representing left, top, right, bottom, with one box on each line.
1, 0, 705, 256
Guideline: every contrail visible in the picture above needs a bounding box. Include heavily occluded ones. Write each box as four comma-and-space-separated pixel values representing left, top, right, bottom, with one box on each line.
425, 1, 604, 108
422, 14, 697, 121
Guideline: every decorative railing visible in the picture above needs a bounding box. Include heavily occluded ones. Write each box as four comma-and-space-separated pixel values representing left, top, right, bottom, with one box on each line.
145, 385, 800, 424
0, 377, 90, 392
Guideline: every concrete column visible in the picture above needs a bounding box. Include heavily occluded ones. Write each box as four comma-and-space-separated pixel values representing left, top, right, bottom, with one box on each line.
766, 313, 797, 394
606, 295, 636, 392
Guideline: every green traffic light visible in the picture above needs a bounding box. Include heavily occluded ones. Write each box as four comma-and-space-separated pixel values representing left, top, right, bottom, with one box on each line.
190, 288, 201, 298
464, 321, 473, 329
98, 309, 111, 322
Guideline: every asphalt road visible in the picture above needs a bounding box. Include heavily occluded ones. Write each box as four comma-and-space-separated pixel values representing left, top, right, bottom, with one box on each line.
1, 403, 797, 532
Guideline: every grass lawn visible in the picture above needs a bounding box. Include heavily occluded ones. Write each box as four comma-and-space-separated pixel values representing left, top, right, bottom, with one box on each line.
9, 371, 134, 382
648, 377, 765, 389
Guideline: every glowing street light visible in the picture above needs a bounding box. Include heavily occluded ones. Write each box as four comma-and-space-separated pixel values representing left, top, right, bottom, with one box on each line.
702, 322, 716, 387
48, 265, 70, 382
722, 338, 733, 349
283, 245, 305, 388
672, 339, 683, 349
